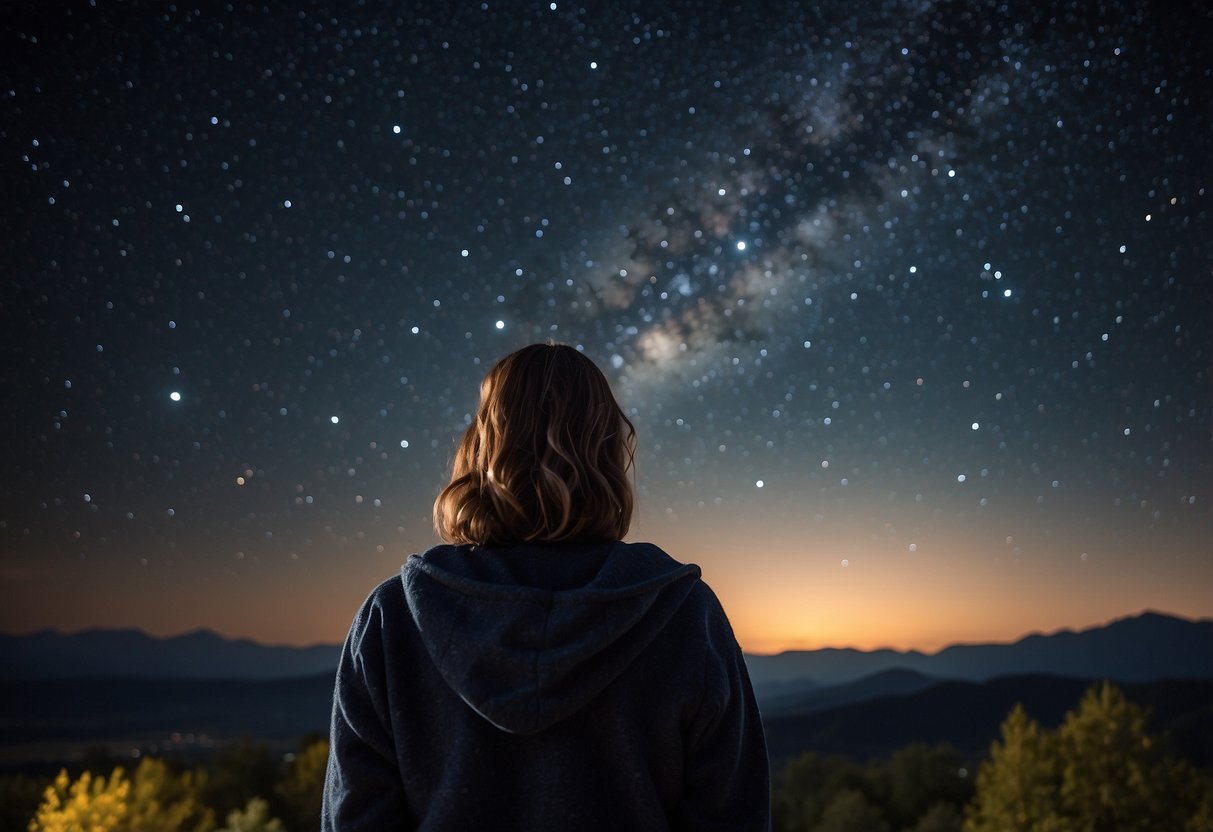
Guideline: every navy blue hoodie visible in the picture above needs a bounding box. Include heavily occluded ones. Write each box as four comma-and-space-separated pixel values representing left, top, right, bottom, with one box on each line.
321, 541, 770, 830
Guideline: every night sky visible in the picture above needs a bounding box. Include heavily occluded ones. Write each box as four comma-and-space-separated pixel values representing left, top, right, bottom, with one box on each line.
3, 0, 1210, 653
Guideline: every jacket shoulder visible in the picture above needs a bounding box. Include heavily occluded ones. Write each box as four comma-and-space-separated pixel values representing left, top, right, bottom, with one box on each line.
342, 573, 412, 656
359, 572, 410, 618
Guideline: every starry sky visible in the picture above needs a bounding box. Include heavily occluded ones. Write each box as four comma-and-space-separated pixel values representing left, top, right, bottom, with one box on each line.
2, 0, 1210, 654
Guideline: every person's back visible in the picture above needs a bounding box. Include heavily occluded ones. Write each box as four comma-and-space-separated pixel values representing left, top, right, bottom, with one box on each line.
322, 344, 770, 830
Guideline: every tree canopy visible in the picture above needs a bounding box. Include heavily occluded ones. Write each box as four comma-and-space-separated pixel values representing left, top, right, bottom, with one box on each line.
965, 682, 1211, 832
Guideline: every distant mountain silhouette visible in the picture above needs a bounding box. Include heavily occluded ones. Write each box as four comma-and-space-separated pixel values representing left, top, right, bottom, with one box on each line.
758, 668, 943, 717
0, 628, 342, 680
762, 675, 1213, 767
3, 610, 1209, 685
746, 610, 1213, 689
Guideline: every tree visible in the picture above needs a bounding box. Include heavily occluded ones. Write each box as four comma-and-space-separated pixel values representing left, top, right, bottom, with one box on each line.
201, 738, 281, 821
29, 768, 129, 832
27, 759, 216, 832
908, 802, 965, 832
813, 788, 889, 832
125, 757, 213, 832
966, 682, 1208, 832
214, 797, 285, 832
1185, 772, 1213, 832
1054, 681, 1189, 831
275, 738, 329, 832
773, 745, 974, 832
772, 751, 869, 832
875, 744, 972, 829
964, 704, 1063, 832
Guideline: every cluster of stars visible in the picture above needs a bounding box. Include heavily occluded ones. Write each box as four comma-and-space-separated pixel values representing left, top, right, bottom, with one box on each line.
0, 0, 1207, 644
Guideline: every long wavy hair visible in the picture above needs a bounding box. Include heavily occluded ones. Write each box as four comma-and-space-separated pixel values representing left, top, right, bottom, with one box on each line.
434, 343, 636, 546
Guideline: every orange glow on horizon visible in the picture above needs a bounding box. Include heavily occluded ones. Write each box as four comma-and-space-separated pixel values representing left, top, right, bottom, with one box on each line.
3, 512, 1211, 655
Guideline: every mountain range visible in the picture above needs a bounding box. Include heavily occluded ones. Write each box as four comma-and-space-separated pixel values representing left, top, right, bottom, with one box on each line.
1, 610, 1210, 770
744, 610, 1213, 694
3, 610, 1209, 686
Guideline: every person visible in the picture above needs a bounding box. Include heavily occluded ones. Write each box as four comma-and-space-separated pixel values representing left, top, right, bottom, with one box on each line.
322, 343, 770, 831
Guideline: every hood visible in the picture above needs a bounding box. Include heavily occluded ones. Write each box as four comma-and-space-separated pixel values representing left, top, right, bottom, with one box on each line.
402, 541, 701, 735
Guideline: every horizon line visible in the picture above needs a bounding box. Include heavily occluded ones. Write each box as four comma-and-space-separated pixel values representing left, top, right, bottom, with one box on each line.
3, 607, 1207, 656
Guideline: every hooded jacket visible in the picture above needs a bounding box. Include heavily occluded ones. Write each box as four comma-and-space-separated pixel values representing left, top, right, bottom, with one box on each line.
321, 541, 770, 831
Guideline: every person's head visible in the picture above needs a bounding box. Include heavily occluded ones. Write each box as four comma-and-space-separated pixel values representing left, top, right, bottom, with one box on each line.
434, 343, 636, 546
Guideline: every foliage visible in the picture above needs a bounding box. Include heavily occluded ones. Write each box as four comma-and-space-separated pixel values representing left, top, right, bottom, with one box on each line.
26, 758, 214, 832
214, 798, 285, 832
772, 751, 864, 831
965, 681, 1208, 832
876, 744, 973, 830
907, 802, 964, 832
19, 736, 323, 832
772, 744, 973, 832
200, 739, 281, 822
28, 768, 129, 832
1055, 682, 1184, 830
775, 682, 1211, 832
965, 704, 1060, 832
125, 757, 213, 832
815, 788, 889, 832
1185, 774, 1213, 832
274, 737, 329, 832
18, 685, 1213, 832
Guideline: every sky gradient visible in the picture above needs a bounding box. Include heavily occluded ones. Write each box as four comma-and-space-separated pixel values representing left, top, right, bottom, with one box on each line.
2, 0, 1209, 653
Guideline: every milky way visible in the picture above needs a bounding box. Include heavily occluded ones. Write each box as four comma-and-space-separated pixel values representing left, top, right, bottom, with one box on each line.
1, 0, 1209, 649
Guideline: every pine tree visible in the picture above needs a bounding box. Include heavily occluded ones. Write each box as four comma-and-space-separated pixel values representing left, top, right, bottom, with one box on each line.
966, 682, 1208, 831
1054, 681, 1188, 832
964, 704, 1064, 832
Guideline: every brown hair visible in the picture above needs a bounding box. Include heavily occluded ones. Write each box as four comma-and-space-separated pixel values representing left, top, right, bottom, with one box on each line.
434, 343, 636, 546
